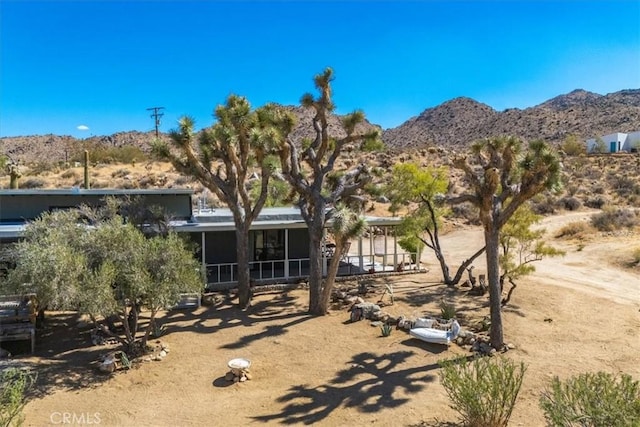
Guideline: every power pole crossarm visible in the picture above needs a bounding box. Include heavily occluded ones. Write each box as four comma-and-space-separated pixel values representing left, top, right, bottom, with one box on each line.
147, 107, 165, 139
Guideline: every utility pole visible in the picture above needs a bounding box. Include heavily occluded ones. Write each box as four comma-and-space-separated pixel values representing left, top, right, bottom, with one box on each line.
147, 106, 165, 139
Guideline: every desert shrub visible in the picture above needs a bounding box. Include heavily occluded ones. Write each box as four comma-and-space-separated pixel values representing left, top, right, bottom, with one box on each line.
70, 144, 148, 164
440, 356, 526, 427
60, 169, 79, 179
629, 247, 640, 267
174, 175, 194, 186
20, 178, 46, 189
555, 221, 593, 239
591, 208, 639, 232
450, 202, 480, 225
565, 184, 580, 197
561, 135, 586, 156
540, 372, 640, 427
0, 368, 35, 427
530, 194, 557, 215
585, 197, 606, 209
111, 168, 130, 179
608, 175, 640, 198
558, 197, 581, 211
591, 185, 605, 195
26, 161, 56, 176
138, 175, 157, 188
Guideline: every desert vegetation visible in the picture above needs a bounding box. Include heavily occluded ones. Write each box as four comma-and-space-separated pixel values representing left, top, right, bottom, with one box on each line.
0, 71, 638, 426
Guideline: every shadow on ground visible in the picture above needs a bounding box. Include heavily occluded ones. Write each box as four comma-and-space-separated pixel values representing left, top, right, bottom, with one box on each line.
252, 350, 438, 425
1, 312, 115, 401
160, 291, 313, 349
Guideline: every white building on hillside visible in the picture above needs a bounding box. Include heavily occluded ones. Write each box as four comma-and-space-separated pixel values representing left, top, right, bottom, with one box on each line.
586, 131, 640, 153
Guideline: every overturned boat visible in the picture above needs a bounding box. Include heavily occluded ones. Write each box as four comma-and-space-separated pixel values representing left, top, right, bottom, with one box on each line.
409, 318, 461, 345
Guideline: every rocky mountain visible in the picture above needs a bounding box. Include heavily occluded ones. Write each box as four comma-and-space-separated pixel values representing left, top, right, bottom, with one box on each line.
2, 89, 639, 163
383, 89, 640, 150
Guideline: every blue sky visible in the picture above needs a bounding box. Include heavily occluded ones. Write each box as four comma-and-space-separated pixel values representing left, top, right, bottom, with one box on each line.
1, 1, 639, 138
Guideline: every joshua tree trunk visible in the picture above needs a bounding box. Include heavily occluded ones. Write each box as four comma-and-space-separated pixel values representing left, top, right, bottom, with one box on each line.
307, 228, 324, 315
235, 228, 252, 310
485, 226, 504, 349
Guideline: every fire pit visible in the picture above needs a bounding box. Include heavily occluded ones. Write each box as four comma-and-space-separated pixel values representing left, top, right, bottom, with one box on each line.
225, 358, 252, 383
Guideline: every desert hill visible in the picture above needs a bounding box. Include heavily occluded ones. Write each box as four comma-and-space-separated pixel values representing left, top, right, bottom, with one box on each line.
2, 89, 640, 163
382, 89, 640, 149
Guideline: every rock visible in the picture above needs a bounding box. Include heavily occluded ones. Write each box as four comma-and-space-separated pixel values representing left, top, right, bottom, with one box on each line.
0, 348, 11, 358
244, 372, 252, 380
507, 343, 516, 350
370, 321, 383, 327
159, 350, 167, 358
489, 348, 497, 356
239, 375, 247, 382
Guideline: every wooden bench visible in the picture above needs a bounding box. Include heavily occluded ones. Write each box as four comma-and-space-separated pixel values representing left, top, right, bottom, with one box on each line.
0, 323, 35, 353
0, 294, 37, 353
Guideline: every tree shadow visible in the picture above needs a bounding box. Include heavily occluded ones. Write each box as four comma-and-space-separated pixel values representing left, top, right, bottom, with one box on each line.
159, 291, 312, 349
1, 312, 117, 401
252, 350, 438, 425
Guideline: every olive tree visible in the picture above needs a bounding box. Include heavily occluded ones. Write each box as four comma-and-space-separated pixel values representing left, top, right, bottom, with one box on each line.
499, 204, 564, 306
278, 68, 382, 315
153, 96, 294, 309
386, 162, 486, 285
452, 137, 561, 349
3, 208, 202, 352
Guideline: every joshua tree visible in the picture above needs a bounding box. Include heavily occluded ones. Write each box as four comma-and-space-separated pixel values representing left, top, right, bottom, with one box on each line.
153, 97, 294, 309
451, 137, 561, 349
279, 68, 382, 315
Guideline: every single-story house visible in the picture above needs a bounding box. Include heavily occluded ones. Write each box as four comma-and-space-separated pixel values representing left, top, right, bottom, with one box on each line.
586, 131, 640, 153
0, 189, 414, 291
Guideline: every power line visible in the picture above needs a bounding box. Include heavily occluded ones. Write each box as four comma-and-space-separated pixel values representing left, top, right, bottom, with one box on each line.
147, 107, 165, 139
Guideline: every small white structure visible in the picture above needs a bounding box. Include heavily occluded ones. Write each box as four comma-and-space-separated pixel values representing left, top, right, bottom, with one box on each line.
586, 131, 640, 153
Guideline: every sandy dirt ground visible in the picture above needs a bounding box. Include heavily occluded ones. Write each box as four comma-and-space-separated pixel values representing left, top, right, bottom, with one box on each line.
6, 211, 640, 427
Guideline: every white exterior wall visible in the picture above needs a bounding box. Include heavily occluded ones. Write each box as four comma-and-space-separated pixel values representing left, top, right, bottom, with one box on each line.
625, 131, 640, 151
602, 132, 627, 153
586, 131, 640, 153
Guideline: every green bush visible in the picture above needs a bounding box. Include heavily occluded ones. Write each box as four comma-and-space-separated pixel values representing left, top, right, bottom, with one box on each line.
397, 235, 425, 264
0, 368, 35, 427
70, 143, 148, 164
439, 356, 526, 427
540, 372, 640, 427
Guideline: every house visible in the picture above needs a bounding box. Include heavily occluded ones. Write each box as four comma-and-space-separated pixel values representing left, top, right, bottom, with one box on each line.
0, 189, 413, 291
586, 131, 640, 153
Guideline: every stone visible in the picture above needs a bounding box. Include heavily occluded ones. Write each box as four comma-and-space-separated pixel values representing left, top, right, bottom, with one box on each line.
507, 343, 516, 350
239, 375, 247, 382
244, 372, 252, 380
159, 350, 167, 358
370, 321, 383, 327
